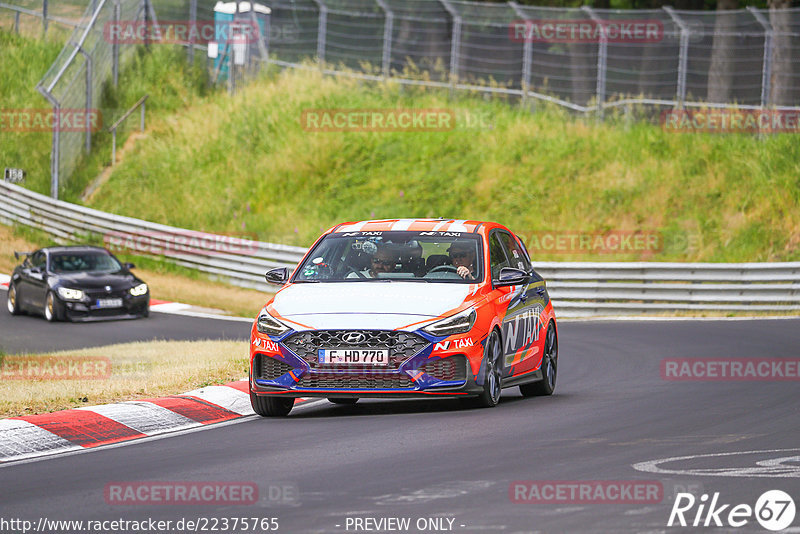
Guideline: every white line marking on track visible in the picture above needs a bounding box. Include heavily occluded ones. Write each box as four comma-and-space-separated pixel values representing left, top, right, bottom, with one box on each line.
632, 448, 800, 478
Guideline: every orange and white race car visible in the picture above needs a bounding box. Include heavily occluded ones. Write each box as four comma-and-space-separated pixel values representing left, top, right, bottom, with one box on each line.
249, 219, 558, 416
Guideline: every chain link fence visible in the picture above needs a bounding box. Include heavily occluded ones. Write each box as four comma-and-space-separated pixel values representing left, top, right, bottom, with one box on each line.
4, 1, 800, 199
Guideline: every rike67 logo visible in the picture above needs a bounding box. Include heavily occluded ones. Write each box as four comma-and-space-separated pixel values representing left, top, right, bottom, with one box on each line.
669, 490, 796, 531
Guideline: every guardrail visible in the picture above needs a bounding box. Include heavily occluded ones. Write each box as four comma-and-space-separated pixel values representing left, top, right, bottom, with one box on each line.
1, 181, 799, 316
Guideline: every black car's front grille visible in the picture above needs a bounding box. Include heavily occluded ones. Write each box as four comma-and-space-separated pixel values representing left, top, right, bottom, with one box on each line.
419, 355, 467, 381
297, 372, 413, 390
283, 330, 428, 369
256, 355, 294, 380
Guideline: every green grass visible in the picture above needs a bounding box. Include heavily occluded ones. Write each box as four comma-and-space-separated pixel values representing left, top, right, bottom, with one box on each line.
0, 29, 211, 198
82, 66, 800, 262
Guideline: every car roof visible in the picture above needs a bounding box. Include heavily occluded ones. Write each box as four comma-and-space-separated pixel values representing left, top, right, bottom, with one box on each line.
42, 245, 110, 255
330, 218, 500, 234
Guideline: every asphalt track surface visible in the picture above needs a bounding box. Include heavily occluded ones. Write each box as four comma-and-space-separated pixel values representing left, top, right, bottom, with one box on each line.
1, 313, 799, 533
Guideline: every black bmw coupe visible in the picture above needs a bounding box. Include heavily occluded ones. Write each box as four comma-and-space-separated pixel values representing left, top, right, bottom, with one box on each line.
6, 246, 150, 322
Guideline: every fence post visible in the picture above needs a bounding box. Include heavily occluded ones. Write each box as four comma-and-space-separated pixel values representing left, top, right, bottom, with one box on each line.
113, 0, 120, 86
188, 0, 197, 64
37, 86, 60, 198
78, 48, 93, 153
582, 6, 606, 118
375, 0, 394, 79
509, 2, 532, 106
42, 0, 48, 35
439, 0, 460, 97
664, 7, 689, 108
14, 11, 20, 33
313, 0, 327, 69
748, 6, 772, 110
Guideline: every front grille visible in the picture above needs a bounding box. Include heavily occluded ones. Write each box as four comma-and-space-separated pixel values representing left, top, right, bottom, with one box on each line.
257, 355, 294, 380
283, 330, 428, 369
419, 355, 467, 381
85, 288, 128, 299
297, 372, 413, 389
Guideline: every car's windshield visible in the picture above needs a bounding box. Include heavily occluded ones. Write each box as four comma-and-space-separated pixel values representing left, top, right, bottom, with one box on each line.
293, 231, 483, 283
50, 251, 122, 273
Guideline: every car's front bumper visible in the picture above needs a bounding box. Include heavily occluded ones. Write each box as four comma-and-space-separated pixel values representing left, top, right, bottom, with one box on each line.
61, 293, 149, 321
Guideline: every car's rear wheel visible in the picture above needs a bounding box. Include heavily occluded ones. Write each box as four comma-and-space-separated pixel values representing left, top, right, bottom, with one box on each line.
6, 283, 20, 315
250, 391, 294, 417
44, 291, 64, 322
520, 322, 558, 397
471, 330, 503, 408
328, 398, 358, 405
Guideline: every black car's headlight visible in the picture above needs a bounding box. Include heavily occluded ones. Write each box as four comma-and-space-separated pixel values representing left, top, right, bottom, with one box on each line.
57, 287, 84, 300
130, 283, 148, 296
422, 308, 476, 336
257, 311, 291, 336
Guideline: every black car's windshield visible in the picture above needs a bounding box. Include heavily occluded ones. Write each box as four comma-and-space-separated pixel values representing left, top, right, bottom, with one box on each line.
50, 251, 122, 273
293, 231, 483, 283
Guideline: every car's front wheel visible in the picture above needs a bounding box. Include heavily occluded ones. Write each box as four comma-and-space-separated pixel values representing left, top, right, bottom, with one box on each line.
44, 291, 64, 322
250, 391, 294, 417
520, 322, 558, 397
473, 330, 503, 408
6, 283, 20, 315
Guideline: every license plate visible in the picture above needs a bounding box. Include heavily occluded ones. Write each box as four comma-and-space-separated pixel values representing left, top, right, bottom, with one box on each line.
96, 298, 123, 308
318, 349, 389, 365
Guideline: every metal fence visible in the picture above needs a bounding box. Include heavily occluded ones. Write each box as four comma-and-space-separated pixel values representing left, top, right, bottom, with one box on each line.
2, 181, 799, 317
4, 1, 800, 198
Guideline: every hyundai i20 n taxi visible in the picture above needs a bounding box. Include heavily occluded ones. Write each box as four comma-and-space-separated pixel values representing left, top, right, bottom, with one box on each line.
249, 219, 558, 416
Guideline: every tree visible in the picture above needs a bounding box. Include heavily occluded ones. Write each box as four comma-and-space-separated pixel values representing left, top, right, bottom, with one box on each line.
706, 0, 738, 103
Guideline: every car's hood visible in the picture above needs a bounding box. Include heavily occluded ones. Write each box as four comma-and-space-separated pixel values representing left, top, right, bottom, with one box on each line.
55, 271, 137, 290
269, 282, 476, 331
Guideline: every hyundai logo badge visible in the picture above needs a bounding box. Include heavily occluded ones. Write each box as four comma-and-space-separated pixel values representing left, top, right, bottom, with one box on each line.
342, 332, 366, 344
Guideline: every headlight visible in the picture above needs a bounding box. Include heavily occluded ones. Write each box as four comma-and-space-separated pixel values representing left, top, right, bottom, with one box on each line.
57, 287, 84, 300
257, 311, 290, 336
130, 283, 148, 296
422, 308, 476, 336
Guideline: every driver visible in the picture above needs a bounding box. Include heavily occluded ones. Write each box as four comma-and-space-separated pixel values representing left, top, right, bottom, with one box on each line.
449, 240, 477, 280
348, 245, 397, 278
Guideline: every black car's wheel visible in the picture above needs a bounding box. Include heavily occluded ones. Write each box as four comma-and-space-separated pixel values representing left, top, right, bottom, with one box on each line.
6, 283, 20, 315
520, 322, 558, 397
44, 291, 64, 322
250, 391, 294, 417
328, 398, 358, 405
472, 330, 503, 408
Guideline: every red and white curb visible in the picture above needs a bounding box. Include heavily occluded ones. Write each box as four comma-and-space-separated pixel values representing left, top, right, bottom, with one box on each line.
0, 273, 9, 288
0, 381, 315, 464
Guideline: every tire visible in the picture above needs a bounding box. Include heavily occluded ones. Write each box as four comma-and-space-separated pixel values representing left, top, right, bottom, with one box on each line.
6, 283, 20, 315
250, 391, 294, 417
44, 291, 64, 322
328, 398, 358, 405
472, 329, 503, 408
520, 322, 558, 397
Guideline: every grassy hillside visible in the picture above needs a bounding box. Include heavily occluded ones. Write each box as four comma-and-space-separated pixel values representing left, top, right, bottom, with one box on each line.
0, 29, 210, 197
82, 67, 800, 262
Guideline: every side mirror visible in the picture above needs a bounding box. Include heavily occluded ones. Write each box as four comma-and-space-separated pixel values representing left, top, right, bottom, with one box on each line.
265, 267, 289, 285
493, 267, 529, 287
124, 262, 136, 270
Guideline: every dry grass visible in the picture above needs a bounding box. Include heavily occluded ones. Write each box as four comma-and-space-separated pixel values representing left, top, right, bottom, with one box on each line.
0, 224, 271, 318
0, 340, 249, 417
